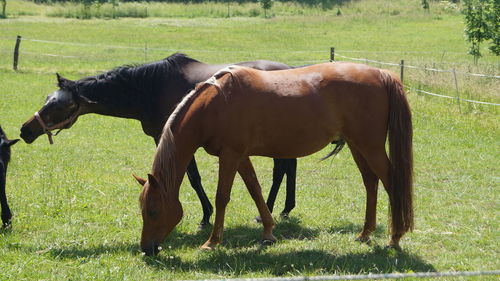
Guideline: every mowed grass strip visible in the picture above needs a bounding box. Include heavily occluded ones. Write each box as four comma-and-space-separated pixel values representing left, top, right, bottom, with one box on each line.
1, 1, 499, 280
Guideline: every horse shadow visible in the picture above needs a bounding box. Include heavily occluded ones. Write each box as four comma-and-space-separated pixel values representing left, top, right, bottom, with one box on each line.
144, 245, 435, 275
29, 218, 433, 275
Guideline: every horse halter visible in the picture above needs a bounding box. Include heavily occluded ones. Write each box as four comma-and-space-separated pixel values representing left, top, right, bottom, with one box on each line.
34, 105, 81, 145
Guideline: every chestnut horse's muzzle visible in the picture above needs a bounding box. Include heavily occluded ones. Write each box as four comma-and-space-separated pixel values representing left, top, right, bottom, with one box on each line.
142, 241, 160, 256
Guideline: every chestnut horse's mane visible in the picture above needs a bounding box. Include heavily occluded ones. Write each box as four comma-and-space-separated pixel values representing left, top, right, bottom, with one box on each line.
151, 68, 236, 193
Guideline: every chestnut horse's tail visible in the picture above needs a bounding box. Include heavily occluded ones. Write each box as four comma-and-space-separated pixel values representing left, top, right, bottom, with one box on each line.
382, 70, 414, 236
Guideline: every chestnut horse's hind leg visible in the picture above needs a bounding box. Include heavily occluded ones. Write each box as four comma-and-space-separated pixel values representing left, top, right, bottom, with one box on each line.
186, 156, 213, 229
348, 145, 379, 243
201, 152, 241, 250
238, 157, 276, 243
353, 144, 402, 248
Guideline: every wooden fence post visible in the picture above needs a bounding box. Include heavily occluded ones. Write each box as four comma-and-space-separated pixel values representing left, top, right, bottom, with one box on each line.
330, 47, 334, 62
452, 68, 461, 113
400, 59, 405, 83
13, 35, 21, 71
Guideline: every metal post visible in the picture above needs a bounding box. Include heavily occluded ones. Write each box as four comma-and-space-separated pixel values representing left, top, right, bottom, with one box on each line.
400, 59, 404, 83
13, 35, 21, 71
330, 47, 335, 62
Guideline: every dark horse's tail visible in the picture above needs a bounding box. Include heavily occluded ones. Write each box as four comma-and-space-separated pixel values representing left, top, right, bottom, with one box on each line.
382, 70, 414, 237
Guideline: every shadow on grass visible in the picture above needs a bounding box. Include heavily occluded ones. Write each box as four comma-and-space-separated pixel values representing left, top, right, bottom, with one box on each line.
24, 218, 433, 275
144, 245, 435, 275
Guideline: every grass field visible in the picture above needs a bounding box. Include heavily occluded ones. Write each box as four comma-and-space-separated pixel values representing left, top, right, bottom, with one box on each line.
1, 0, 499, 280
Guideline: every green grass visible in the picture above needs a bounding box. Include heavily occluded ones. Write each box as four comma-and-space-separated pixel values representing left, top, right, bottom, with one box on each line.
0, 0, 499, 280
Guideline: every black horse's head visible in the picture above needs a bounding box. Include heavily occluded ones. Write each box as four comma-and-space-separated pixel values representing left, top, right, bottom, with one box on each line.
0, 126, 19, 164
20, 74, 97, 144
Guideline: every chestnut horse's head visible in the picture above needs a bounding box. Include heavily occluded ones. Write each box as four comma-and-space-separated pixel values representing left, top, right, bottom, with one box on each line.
20, 74, 96, 144
134, 174, 182, 256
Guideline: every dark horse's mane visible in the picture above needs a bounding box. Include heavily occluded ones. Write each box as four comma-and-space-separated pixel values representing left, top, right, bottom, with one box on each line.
62, 53, 198, 103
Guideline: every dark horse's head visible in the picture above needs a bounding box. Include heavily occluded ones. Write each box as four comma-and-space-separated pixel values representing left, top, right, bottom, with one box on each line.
20, 53, 196, 145
20, 74, 98, 144
0, 126, 19, 164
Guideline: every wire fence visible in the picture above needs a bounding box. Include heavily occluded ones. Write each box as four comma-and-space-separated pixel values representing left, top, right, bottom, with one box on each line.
183, 270, 500, 281
2, 35, 499, 107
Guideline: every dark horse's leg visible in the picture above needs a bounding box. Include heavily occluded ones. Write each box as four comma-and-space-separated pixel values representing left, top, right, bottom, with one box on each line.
266, 159, 287, 214
255, 158, 286, 223
280, 158, 297, 218
186, 157, 213, 229
0, 163, 12, 228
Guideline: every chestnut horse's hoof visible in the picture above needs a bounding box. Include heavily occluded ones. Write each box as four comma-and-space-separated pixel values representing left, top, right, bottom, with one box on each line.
254, 216, 263, 223
200, 241, 219, 250
355, 235, 372, 244
386, 242, 402, 252
260, 239, 275, 246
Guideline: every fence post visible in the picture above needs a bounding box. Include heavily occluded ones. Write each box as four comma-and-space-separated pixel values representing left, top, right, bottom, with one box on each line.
400, 59, 404, 83
452, 68, 461, 113
13, 35, 21, 71
330, 47, 334, 62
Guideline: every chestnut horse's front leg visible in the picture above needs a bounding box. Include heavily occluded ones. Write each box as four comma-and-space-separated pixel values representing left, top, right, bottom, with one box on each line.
201, 151, 241, 250
238, 157, 276, 243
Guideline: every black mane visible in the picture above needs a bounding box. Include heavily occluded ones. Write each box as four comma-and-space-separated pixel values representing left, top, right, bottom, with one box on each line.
71, 53, 199, 103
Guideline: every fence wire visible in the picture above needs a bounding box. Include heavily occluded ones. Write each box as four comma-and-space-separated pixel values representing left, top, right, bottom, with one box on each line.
3, 36, 499, 106
184, 270, 500, 281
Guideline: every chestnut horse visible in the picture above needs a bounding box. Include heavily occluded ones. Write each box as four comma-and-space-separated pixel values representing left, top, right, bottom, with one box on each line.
134, 62, 414, 256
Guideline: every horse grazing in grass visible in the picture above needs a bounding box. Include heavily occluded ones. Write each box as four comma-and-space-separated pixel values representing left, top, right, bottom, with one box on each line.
0, 126, 19, 228
134, 62, 414, 256
19, 53, 300, 228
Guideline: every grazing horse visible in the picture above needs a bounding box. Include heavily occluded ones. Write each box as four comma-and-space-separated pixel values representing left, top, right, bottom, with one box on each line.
134, 62, 414, 256
19, 53, 299, 228
0, 126, 19, 227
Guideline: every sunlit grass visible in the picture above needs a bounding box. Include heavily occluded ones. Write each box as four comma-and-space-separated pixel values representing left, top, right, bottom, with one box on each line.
0, 0, 499, 280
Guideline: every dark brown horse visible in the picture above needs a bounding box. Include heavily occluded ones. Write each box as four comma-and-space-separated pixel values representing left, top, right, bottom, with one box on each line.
135, 62, 414, 256
19, 53, 300, 228
0, 126, 19, 227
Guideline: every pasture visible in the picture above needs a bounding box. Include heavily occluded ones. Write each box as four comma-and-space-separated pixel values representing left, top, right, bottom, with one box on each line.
0, 0, 499, 279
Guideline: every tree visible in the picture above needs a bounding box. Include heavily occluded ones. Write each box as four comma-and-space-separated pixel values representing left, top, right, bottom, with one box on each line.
463, 0, 499, 62
1, 0, 7, 19
422, 0, 430, 11
260, 0, 273, 18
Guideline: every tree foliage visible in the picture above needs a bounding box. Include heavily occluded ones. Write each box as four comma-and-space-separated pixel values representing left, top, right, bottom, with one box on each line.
260, 0, 273, 17
1, 0, 6, 18
463, 0, 499, 62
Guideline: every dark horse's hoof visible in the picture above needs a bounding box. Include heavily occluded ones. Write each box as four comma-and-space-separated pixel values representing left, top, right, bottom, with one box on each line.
197, 220, 211, 231
279, 212, 290, 220
260, 239, 275, 246
2, 221, 12, 229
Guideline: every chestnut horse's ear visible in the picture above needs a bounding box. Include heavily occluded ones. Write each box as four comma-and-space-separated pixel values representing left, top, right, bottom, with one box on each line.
133, 174, 147, 186
147, 174, 159, 188
6, 139, 19, 147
